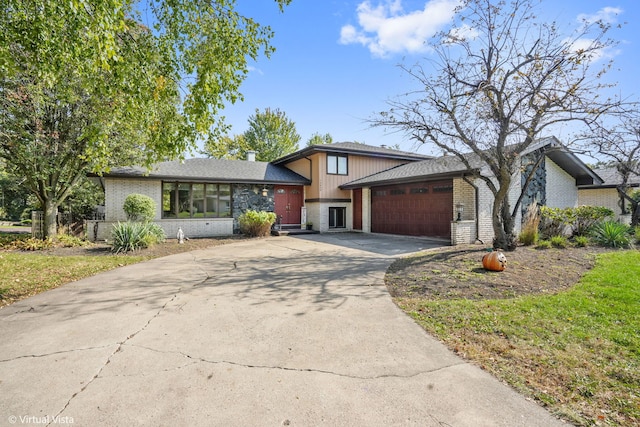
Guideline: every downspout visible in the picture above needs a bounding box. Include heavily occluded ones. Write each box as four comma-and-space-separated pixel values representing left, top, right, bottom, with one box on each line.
463, 175, 484, 245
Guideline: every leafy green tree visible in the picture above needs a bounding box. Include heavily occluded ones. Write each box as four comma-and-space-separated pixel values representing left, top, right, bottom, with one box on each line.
205, 108, 300, 161
307, 132, 333, 146
372, 0, 621, 250
203, 135, 248, 160
241, 108, 300, 161
0, 0, 291, 237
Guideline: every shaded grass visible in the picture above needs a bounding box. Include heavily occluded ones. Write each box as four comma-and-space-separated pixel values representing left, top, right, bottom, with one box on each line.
397, 251, 640, 426
0, 253, 146, 307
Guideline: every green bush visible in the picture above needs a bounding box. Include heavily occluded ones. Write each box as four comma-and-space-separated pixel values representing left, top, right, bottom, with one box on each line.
539, 206, 570, 238
535, 239, 552, 250
590, 220, 632, 249
238, 210, 277, 237
111, 221, 165, 253
573, 235, 590, 248
539, 206, 614, 238
57, 234, 90, 248
550, 235, 568, 249
572, 206, 614, 236
123, 194, 156, 222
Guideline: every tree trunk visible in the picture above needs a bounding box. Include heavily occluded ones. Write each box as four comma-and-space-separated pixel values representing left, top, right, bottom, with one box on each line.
492, 176, 518, 251
43, 198, 58, 239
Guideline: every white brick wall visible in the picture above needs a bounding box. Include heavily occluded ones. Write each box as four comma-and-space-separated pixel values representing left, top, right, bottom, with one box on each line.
578, 188, 622, 214
546, 158, 578, 208
105, 178, 161, 221
86, 219, 233, 242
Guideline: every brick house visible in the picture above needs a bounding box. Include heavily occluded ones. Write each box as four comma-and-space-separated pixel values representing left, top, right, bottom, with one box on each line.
578, 166, 640, 223
89, 139, 602, 244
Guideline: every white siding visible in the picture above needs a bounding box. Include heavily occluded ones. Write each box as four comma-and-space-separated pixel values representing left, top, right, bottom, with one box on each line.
546, 158, 578, 208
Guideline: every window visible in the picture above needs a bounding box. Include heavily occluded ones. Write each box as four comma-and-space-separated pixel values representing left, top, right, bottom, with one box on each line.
162, 182, 232, 218
327, 155, 348, 175
329, 207, 346, 228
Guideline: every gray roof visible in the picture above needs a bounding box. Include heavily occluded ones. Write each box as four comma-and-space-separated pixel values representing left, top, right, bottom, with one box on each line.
341, 155, 477, 189
273, 141, 432, 165
581, 166, 640, 188
103, 158, 311, 185
340, 141, 603, 189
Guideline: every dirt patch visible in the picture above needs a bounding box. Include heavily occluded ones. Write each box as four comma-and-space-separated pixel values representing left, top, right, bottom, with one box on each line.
10, 237, 247, 258
386, 244, 615, 300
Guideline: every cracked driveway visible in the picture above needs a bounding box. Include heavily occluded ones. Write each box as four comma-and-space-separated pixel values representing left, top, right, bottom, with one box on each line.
0, 234, 563, 426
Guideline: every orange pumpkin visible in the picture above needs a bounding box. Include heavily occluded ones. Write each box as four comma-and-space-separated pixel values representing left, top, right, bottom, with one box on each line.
482, 251, 507, 271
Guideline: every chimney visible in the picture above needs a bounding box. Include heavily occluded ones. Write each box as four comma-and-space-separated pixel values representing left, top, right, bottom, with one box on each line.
246, 151, 256, 162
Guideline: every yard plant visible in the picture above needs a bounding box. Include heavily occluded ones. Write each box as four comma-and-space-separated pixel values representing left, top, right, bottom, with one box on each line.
238, 210, 276, 237
110, 221, 165, 253
395, 250, 640, 426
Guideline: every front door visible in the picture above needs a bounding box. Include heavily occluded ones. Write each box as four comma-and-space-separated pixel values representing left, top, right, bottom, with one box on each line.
274, 185, 303, 226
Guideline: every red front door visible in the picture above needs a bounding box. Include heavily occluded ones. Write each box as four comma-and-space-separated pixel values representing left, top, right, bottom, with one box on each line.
274, 185, 303, 225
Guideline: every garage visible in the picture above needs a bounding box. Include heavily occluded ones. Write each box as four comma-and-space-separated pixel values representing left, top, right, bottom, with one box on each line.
371, 180, 453, 238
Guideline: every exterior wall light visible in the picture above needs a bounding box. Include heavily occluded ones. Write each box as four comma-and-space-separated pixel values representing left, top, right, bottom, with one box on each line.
456, 203, 464, 221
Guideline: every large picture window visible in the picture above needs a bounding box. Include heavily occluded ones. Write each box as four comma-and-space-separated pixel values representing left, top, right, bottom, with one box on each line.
327, 154, 348, 175
162, 182, 231, 218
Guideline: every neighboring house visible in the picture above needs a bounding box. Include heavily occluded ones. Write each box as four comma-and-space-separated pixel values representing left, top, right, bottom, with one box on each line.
578, 166, 640, 222
88, 139, 602, 245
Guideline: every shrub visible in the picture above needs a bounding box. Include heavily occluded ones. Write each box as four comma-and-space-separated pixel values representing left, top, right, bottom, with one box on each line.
539, 206, 571, 239
10, 237, 56, 251
535, 239, 552, 250
539, 206, 614, 238
572, 206, 614, 236
111, 221, 166, 253
550, 235, 568, 249
519, 203, 540, 246
123, 194, 156, 222
590, 220, 632, 249
573, 235, 590, 248
57, 234, 90, 248
238, 210, 276, 237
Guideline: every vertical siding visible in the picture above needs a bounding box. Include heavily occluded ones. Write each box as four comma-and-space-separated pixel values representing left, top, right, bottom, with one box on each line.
319, 154, 409, 199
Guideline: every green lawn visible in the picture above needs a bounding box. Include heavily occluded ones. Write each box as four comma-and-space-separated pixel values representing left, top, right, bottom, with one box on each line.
0, 253, 146, 307
397, 251, 640, 426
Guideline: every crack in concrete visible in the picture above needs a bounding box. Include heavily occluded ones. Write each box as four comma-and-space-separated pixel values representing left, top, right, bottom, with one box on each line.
126, 343, 466, 381
47, 291, 182, 426
0, 344, 115, 364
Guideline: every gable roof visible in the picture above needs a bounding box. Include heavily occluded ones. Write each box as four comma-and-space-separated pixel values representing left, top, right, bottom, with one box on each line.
272, 141, 432, 165
341, 138, 602, 189
340, 155, 476, 189
526, 137, 603, 186
100, 158, 310, 185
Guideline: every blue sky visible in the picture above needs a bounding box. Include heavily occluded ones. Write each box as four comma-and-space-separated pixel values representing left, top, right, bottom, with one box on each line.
215, 0, 639, 156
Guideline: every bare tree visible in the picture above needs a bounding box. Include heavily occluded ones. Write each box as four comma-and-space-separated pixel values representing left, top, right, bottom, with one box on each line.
373, 0, 621, 249
586, 110, 640, 225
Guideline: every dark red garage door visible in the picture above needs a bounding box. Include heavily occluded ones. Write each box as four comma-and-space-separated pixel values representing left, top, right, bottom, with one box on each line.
371, 180, 453, 238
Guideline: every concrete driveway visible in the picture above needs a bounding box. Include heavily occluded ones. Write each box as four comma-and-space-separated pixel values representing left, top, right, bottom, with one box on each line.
0, 234, 563, 426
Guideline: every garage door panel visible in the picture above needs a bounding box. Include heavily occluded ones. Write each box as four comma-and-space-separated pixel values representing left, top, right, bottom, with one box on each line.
371, 180, 453, 238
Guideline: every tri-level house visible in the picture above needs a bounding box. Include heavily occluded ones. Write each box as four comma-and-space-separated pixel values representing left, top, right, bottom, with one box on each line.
89, 139, 603, 245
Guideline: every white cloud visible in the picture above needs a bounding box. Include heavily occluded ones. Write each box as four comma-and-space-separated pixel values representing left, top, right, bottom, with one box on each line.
577, 7, 623, 25
339, 0, 461, 58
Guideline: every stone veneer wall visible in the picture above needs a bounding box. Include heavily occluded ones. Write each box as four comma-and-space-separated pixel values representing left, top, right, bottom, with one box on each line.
232, 184, 275, 233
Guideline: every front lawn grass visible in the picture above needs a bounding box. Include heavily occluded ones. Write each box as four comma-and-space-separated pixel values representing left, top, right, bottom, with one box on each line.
397, 251, 640, 426
0, 253, 146, 308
